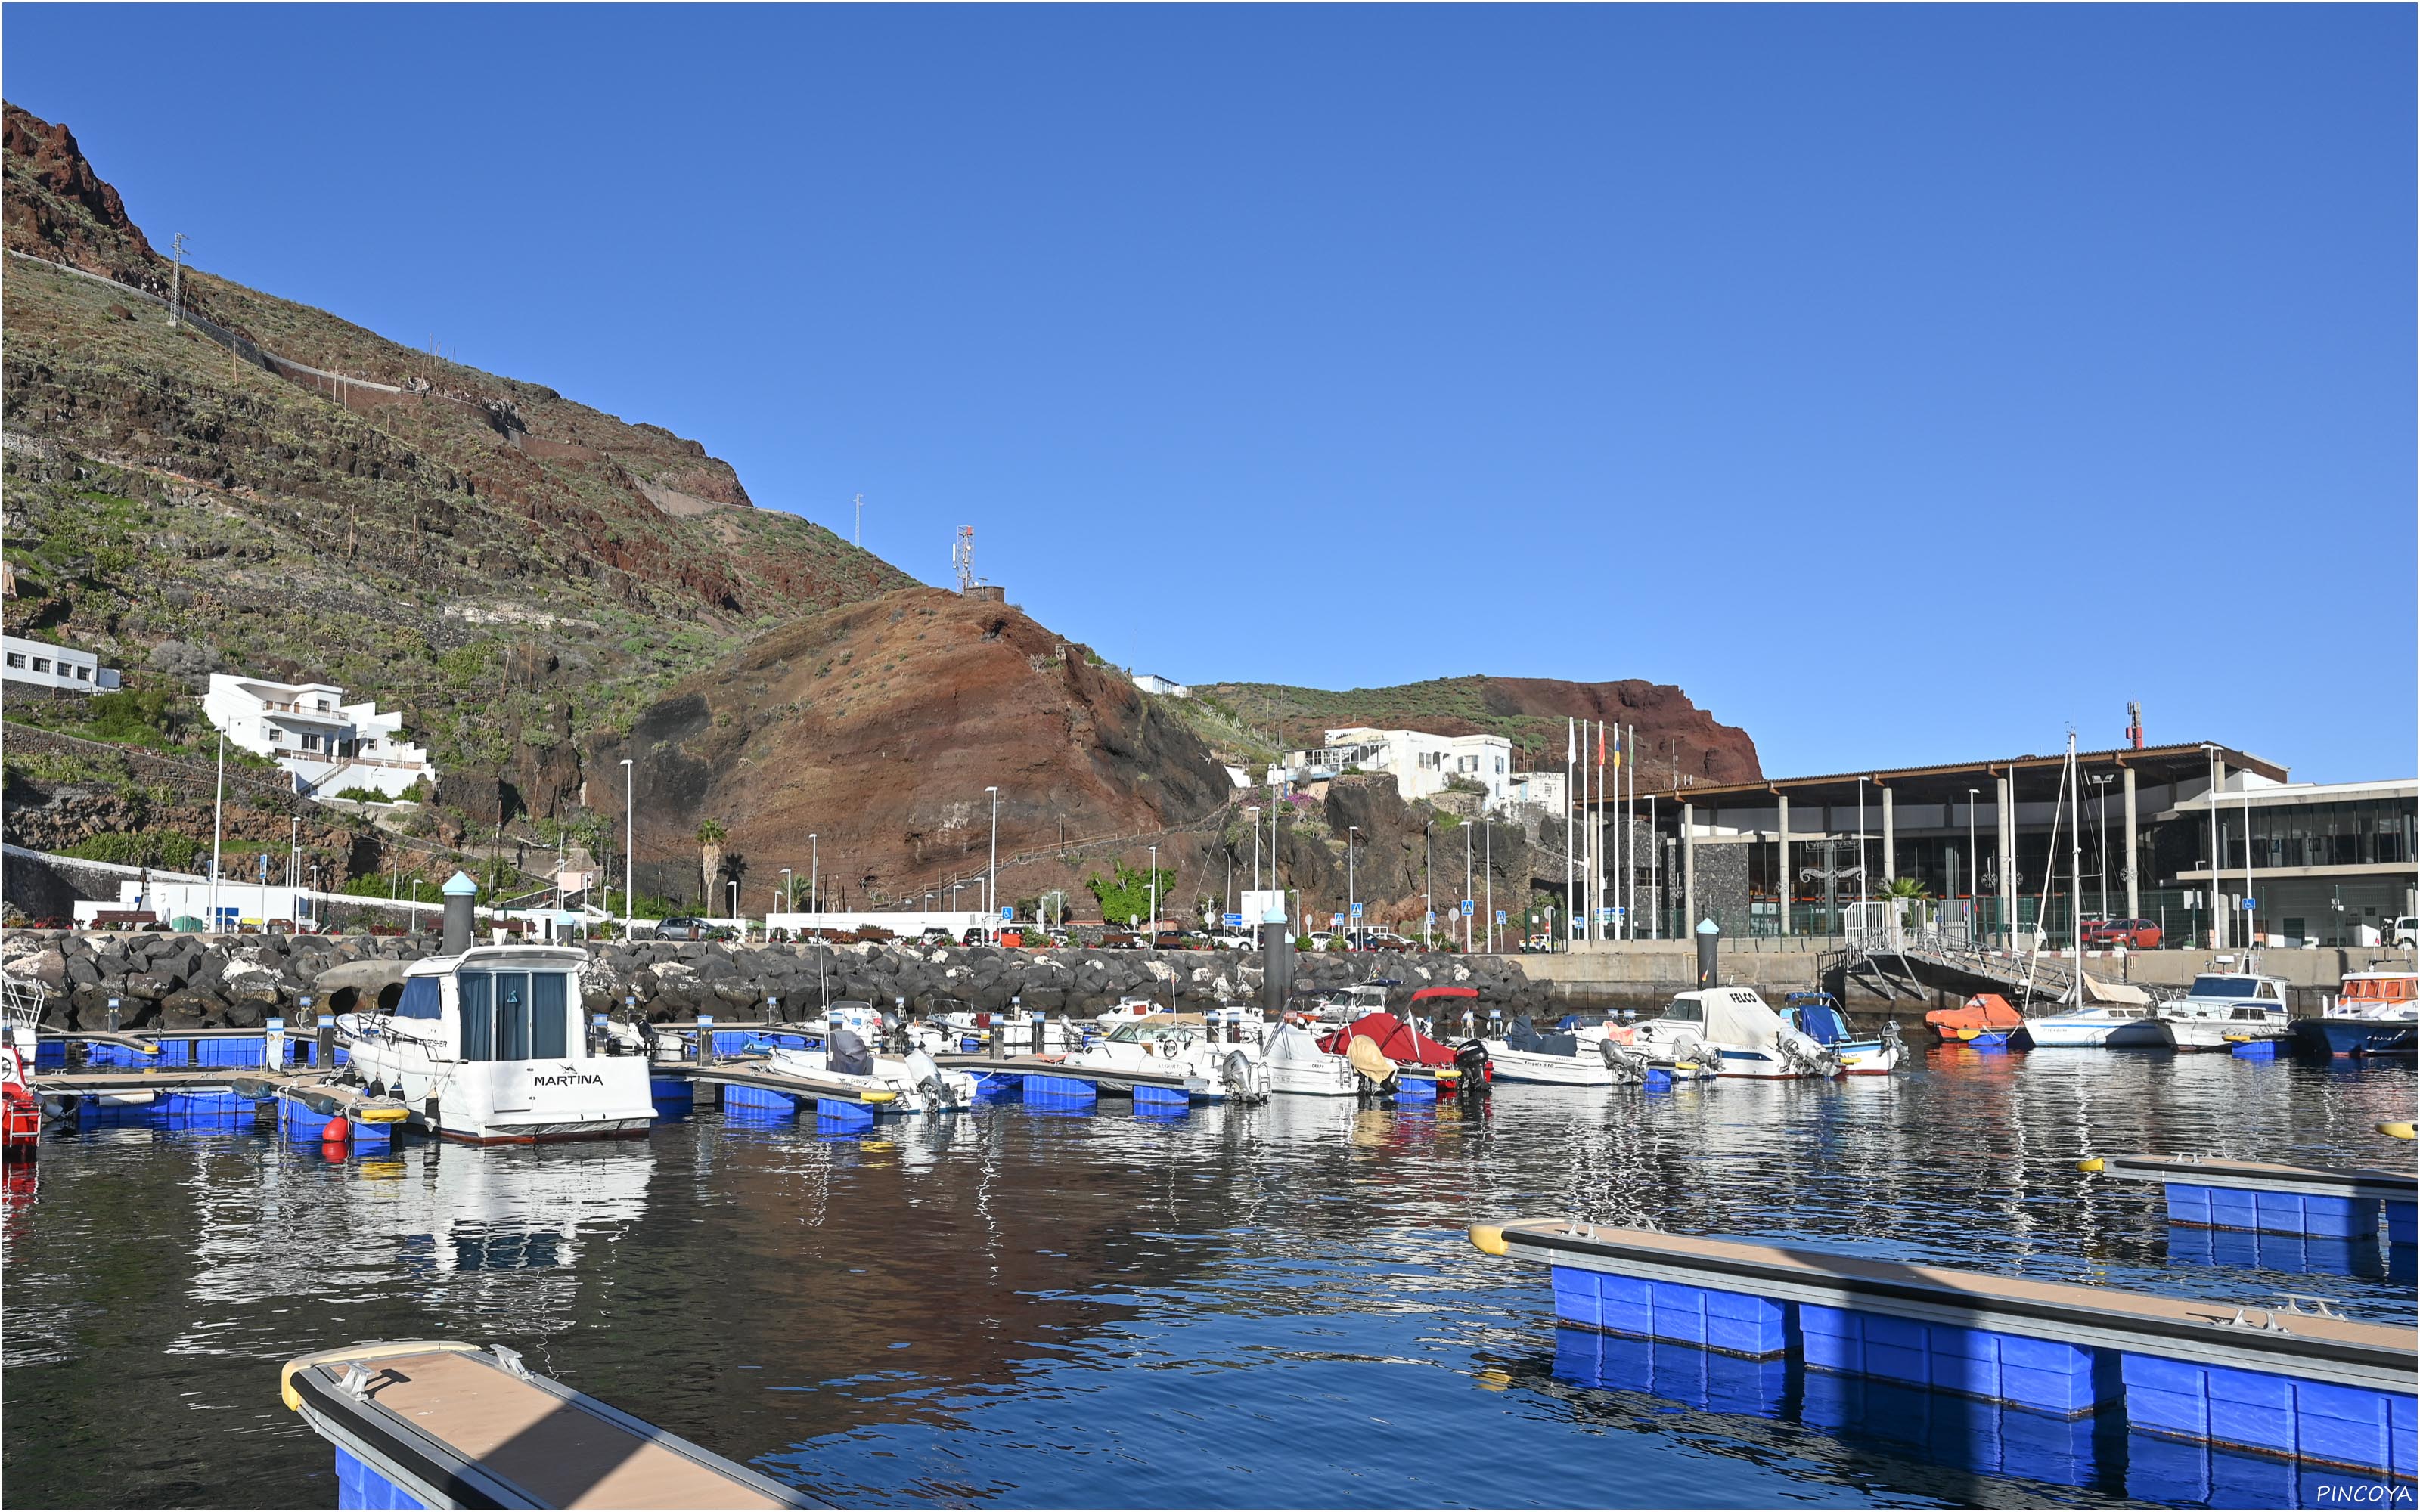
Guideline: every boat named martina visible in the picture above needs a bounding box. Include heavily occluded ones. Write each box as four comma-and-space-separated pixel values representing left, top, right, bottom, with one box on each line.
334, 875, 654, 1145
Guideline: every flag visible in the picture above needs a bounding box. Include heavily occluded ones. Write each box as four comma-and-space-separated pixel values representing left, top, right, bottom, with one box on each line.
1612, 725, 1622, 768
1596, 723, 1606, 765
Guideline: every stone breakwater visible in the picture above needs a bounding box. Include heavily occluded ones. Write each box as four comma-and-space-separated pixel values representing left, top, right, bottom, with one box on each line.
0, 930, 1551, 1030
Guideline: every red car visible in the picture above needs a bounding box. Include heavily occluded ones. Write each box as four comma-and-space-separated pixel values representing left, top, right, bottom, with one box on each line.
2082, 919, 2162, 950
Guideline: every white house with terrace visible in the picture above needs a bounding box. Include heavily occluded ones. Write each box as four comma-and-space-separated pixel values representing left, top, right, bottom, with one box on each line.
201, 673, 436, 799
1279, 726, 1529, 813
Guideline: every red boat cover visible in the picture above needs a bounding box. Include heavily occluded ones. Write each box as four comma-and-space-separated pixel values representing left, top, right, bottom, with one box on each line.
1319, 1012, 1460, 1068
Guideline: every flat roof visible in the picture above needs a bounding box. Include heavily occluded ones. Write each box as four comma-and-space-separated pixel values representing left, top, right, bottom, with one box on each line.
1607, 742, 2288, 811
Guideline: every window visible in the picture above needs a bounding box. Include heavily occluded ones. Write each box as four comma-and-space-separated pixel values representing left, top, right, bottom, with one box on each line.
4, 654, 21, 668
532, 973, 569, 1058
493, 972, 532, 1060
73, 665, 89, 680
460, 973, 494, 1060
30, 658, 49, 673
395, 978, 442, 1020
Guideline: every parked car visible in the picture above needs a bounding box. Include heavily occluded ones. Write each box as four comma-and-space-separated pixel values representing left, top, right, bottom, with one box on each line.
1364, 929, 1413, 950
649, 916, 713, 941
2393, 916, 2418, 948
1212, 931, 1257, 950
2081, 918, 2163, 950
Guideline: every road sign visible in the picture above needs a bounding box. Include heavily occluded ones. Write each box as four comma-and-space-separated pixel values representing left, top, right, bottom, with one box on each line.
1224, 912, 1244, 929
1001, 906, 1015, 920
2242, 897, 2257, 911
1350, 903, 1364, 919
1332, 914, 1345, 929
1460, 900, 1475, 916
1495, 910, 1506, 925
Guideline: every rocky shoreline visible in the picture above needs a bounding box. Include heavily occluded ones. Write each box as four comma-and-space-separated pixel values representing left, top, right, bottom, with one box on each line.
0, 930, 1552, 1029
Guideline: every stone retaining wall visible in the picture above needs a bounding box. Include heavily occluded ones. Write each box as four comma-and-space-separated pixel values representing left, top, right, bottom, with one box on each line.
0, 930, 1552, 1030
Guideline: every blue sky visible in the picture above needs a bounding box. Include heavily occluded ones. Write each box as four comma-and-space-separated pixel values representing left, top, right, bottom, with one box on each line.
8, 5, 2412, 781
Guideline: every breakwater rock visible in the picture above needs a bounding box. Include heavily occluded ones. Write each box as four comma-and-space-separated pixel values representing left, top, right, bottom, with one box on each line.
0, 930, 1550, 1030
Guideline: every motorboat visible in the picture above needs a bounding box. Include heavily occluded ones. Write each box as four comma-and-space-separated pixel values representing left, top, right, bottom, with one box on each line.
1484, 1014, 1622, 1086
2293, 967, 2418, 1058
1925, 993, 2028, 1049
2158, 970, 2293, 1052
1778, 993, 1904, 1075
336, 945, 656, 1145
1066, 1013, 1271, 1102
1317, 1010, 1491, 1097
763, 1002, 978, 1113
1628, 987, 1838, 1080
1261, 1016, 1360, 1097
1308, 980, 1397, 1027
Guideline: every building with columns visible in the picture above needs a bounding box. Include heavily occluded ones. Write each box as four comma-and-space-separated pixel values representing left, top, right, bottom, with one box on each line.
1575, 742, 2411, 949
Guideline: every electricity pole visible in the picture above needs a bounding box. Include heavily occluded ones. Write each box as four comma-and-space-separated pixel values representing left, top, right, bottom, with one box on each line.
854, 493, 864, 547
170, 232, 188, 327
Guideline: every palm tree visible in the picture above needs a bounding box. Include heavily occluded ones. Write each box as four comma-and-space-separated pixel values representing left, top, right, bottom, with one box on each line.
697, 819, 728, 908
1879, 875, 1930, 901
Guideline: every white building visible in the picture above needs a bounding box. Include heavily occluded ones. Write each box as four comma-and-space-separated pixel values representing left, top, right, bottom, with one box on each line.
3, 635, 121, 694
1133, 672, 1190, 699
201, 673, 436, 799
1279, 726, 1533, 813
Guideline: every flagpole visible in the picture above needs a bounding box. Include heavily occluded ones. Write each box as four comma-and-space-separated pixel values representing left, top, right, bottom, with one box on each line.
1568, 716, 1587, 948
1626, 723, 1637, 940
1584, 720, 1596, 943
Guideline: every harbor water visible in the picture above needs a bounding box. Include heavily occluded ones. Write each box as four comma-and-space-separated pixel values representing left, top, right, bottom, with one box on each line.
3, 1049, 2412, 1508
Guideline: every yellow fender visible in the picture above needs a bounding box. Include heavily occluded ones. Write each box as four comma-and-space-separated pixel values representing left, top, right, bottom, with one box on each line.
861, 1089, 897, 1104
2378, 1122, 2415, 1141
1469, 1224, 1507, 1256
2076, 1157, 2105, 1173
355, 1106, 410, 1124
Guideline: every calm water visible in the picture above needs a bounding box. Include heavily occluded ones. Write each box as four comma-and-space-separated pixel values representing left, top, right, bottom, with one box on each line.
4, 1049, 2413, 1509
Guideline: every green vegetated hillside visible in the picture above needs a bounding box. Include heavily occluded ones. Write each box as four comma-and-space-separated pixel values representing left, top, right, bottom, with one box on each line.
1198, 674, 1764, 787
2, 103, 911, 878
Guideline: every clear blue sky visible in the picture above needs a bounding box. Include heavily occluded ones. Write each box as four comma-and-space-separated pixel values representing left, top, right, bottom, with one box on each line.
9, 5, 2412, 781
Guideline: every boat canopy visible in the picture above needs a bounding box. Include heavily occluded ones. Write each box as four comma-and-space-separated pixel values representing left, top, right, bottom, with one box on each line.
1319, 1012, 1460, 1068
1661, 988, 1790, 1049
1503, 1015, 1579, 1056
2083, 975, 2154, 1005
1927, 993, 2024, 1033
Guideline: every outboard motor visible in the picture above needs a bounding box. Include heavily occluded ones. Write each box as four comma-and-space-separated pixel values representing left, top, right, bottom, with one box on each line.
1453, 1040, 1492, 1098
904, 1046, 956, 1110
1776, 1024, 1841, 1078
1220, 1049, 1268, 1103
1597, 1037, 1650, 1084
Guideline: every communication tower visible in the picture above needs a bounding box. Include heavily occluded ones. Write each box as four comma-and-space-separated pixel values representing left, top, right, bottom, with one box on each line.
953, 526, 977, 593
2126, 699, 2145, 750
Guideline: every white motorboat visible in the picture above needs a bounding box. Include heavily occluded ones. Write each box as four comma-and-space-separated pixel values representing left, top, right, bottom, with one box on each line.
336, 944, 656, 1145
1261, 1017, 1360, 1097
2022, 1003, 2169, 1049
763, 1002, 977, 1114
1308, 981, 1395, 1027
2158, 970, 2293, 1052
1484, 1015, 1619, 1086
1776, 993, 1905, 1075
1627, 987, 1839, 1080
1065, 1014, 1270, 1102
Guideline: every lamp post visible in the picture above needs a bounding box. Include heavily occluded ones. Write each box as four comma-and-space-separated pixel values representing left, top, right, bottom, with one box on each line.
1148, 844, 1159, 941
209, 731, 225, 931
1424, 819, 1434, 947
808, 833, 819, 914
1246, 806, 1261, 893
1345, 826, 1359, 950
620, 757, 634, 938
780, 866, 793, 916
985, 786, 1001, 931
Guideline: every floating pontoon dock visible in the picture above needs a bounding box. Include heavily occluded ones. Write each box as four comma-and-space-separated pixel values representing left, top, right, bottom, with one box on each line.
1473, 1219, 2416, 1477
2095, 1154, 2418, 1245
281, 1340, 810, 1509
932, 1052, 1211, 1105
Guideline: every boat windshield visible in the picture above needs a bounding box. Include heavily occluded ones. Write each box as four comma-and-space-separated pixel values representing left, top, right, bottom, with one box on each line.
2187, 976, 2260, 999
1106, 1021, 1192, 1049
1661, 1001, 1704, 1024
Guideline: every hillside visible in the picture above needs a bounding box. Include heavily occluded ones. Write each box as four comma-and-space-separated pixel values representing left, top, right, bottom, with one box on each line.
601, 587, 1238, 909
2, 103, 912, 875
1198, 674, 1762, 789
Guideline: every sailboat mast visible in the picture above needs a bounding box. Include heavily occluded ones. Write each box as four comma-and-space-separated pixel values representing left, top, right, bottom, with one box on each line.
2069, 733, 2084, 963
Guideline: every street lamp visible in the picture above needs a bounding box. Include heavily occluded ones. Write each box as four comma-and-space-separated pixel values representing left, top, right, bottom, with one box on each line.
1346, 826, 1359, 950
1148, 843, 1159, 941
985, 786, 1001, 928
780, 866, 793, 915
1966, 786, 1980, 929
808, 834, 818, 915
1856, 776, 1870, 913
620, 758, 634, 937
1245, 806, 1261, 892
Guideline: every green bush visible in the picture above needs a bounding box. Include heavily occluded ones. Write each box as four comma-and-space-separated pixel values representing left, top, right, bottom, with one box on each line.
331, 785, 389, 803
58, 830, 203, 870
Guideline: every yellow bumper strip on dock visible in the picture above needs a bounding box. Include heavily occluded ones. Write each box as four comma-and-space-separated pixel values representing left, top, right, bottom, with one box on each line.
2077, 1157, 2105, 1173
1469, 1224, 1507, 1256
2380, 1123, 2415, 1141
280, 1340, 481, 1412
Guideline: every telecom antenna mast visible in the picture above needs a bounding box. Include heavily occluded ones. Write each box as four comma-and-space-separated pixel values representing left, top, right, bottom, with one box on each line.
952, 525, 978, 594
2126, 699, 2145, 750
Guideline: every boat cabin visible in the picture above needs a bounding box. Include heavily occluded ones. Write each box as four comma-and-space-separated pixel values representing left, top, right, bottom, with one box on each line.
2183, 974, 2287, 1005
392, 946, 591, 1062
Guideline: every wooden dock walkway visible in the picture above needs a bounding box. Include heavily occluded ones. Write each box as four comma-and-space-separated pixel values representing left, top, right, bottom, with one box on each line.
282, 1340, 810, 1508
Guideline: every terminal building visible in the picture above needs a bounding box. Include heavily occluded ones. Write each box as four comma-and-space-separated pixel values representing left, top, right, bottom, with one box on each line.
1580, 742, 2415, 950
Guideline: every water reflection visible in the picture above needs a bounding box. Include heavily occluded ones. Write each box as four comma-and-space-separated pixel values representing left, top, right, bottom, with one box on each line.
0, 1051, 2409, 1507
